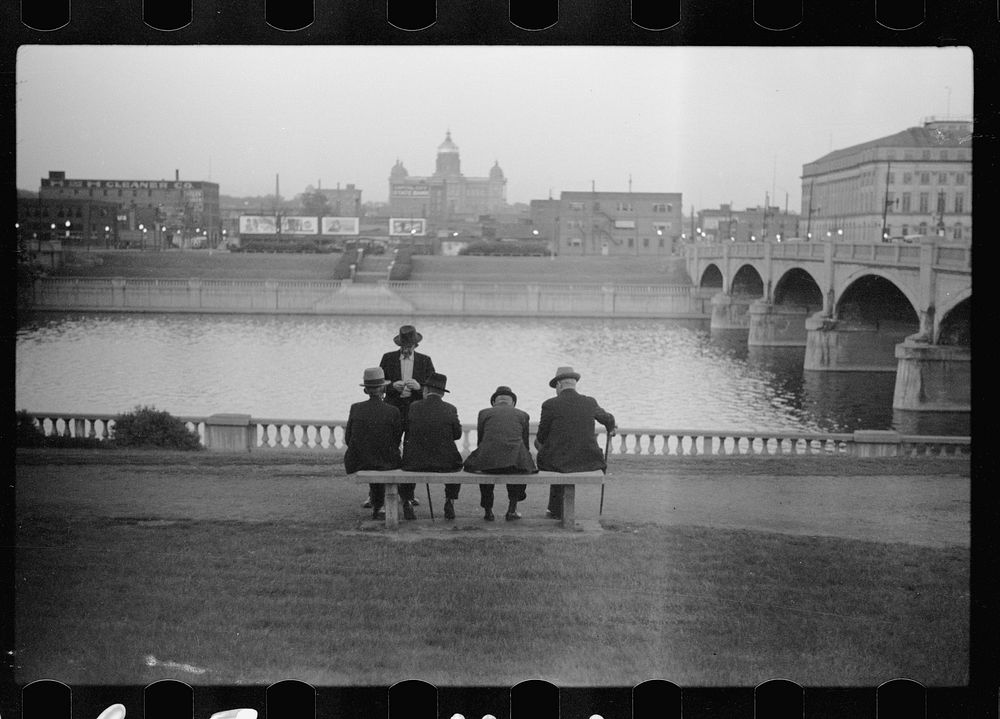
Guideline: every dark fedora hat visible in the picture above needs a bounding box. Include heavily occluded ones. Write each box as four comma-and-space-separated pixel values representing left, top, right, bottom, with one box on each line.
423, 372, 450, 393
360, 367, 390, 388
393, 325, 423, 346
548, 365, 581, 388
490, 385, 517, 405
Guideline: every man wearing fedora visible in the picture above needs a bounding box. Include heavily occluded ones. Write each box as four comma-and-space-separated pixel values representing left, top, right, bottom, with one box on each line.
536, 366, 616, 520
463, 385, 536, 521
401, 372, 464, 520
344, 367, 403, 519
379, 324, 436, 429
368, 324, 434, 509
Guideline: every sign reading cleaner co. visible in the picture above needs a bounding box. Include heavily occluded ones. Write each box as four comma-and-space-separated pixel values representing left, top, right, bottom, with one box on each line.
42, 179, 209, 189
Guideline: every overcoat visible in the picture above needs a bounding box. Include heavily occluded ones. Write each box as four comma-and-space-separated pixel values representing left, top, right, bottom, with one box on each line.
463, 404, 536, 473
535, 388, 615, 473
401, 394, 464, 471
379, 350, 435, 421
343, 397, 403, 475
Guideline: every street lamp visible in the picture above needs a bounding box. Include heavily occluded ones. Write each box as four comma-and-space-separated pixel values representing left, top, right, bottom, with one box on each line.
104, 225, 111, 249
50, 223, 56, 242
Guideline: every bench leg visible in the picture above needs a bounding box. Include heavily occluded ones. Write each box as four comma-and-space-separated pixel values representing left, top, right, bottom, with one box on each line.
385, 483, 399, 530
561, 485, 575, 529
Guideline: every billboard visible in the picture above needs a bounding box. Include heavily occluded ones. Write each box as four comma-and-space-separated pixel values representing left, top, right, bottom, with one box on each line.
321, 217, 360, 235
281, 216, 319, 235
389, 218, 427, 236
239, 215, 277, 234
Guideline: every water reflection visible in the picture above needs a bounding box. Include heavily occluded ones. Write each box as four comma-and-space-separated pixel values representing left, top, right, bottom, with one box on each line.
800, 370, 897, 433
15, 312, 969, 435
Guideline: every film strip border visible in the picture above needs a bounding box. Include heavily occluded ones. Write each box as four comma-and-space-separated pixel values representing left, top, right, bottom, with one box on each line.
13, 677, 960, 719
13, 0, 1000, 35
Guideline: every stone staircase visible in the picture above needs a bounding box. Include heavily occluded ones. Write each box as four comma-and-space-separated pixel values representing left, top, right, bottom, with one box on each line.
353, 255, 393, 283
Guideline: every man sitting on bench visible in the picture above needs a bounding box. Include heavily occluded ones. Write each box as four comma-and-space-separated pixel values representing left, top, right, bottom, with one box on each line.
344, 367, 403, 520
463, 385, 537, 522
535, 366, 616, 520
401, 372, 464, 520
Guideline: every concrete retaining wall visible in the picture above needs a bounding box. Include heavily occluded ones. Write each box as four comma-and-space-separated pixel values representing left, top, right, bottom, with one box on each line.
30, 277, 708, 319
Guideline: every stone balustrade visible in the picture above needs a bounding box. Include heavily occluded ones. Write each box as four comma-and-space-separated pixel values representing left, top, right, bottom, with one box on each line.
23, 411, 971, 458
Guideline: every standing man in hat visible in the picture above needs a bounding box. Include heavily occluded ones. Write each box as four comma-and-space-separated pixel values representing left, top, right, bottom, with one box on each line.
379, 324, 435, 430
365, 324, 434, 509
463, 385, 536, 521
402, 372, 464, 520
344, 367, 403, 519
535, 366, 616, 520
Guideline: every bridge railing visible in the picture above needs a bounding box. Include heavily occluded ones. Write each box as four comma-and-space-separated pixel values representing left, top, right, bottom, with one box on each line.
22, 411, 971, 459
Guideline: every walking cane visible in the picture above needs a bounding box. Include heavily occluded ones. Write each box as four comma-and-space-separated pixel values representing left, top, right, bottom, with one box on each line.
426, 483, 435, 521
600, 428, 614, 516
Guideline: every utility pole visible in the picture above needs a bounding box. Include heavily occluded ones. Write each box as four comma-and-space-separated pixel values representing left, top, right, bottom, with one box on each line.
762, 192, 769, 241
805, 179, 816, 240
880, 160, 892, 242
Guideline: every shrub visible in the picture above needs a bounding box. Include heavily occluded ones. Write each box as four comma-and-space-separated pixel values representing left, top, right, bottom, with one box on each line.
111, 405, 203, 450
459, 240, 552, 257
332, 249, 361, 280
388, 247, 414, 281
15, 410, 46, 447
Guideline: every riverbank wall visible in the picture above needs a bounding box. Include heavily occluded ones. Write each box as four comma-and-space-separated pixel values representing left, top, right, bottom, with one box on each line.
25, 277, 710, 319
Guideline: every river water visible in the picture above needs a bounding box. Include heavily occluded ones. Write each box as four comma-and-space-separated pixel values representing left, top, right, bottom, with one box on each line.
14, 312, 969, 435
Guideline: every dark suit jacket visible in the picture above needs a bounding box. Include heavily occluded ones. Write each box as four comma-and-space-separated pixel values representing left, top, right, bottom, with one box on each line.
343, 396, 403, 475
536, 388, 615, 473
401, 394, 464, 471
379, 350, 435, 419
463, 404, 536, 474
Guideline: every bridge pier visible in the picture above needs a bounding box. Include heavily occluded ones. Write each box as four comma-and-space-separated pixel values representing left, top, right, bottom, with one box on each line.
893, 338, 970, 413
803, 314, 911, 372
710, 293, 757, 331
747, 300, 811, 347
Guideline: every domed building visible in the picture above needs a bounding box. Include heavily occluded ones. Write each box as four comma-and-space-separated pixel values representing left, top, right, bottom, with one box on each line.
388, 131, 507, 222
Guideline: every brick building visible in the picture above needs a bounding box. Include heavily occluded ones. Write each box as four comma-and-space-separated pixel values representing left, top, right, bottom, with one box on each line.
697, 203, 800, 243
38, 170, 222, 246
532, 191, 683, 256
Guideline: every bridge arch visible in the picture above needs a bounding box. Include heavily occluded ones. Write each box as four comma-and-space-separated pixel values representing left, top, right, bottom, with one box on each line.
773, 267, 824, 309
699, 263, 724, 291
835, 273, 920, 330
937, 294, 970, 345
731, 263, 765, 298
836, 267, 919, 317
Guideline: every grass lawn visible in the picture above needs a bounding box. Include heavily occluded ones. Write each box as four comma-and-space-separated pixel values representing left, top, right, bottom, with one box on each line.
48, 250, 693, 285
51, 249, 343, 281
14, 450, 969, 688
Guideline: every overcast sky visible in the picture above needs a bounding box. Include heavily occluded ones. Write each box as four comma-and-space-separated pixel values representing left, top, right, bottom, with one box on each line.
16, 45, 972, 213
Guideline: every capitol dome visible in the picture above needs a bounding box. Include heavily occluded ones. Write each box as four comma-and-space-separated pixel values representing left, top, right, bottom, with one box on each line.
489, 160, 505, 180
438, 130, 459, 154
390, 159, 408, 180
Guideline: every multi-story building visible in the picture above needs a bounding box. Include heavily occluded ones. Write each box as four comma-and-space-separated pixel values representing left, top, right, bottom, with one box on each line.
302, 182, 363, 217
39, 170, 222, 246
801, 118, 972, 243
697, 203, 800, 243
17, 195, 123, 248
388, 131, 507, 223
533, 190, 683, 256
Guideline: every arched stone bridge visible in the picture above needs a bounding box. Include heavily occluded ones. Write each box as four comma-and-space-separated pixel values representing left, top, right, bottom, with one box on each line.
685, 239, 971, 417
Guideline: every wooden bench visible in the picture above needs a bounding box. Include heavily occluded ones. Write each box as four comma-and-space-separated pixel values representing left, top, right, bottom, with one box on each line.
351, 470, 607, 530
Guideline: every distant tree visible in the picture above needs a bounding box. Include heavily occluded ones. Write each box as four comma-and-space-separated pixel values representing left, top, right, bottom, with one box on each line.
301, 190, 330, 216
